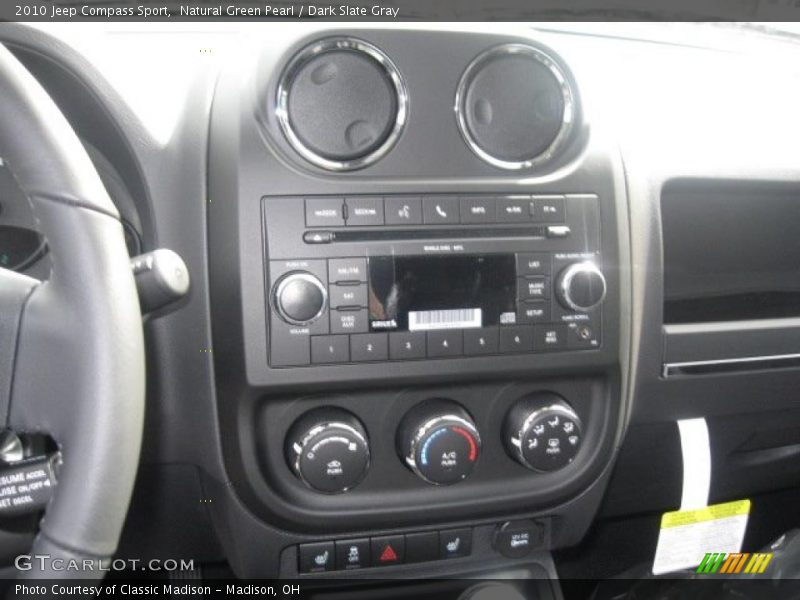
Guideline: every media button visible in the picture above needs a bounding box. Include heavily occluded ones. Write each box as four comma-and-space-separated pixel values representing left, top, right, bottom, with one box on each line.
350, 333, 388, 362
311, 336, 349, 364
426, 330, 463, 357
497, 197, 531, 223
389, 331, 426, 360
499, 326, 534, 353
329, 283, 367, 309
534, 324, 567, 351
328, 258, 367, 283
299, 541, 335, 573
464, 327, 499, 355
345, 197, 384, 226
385, 197, 423, 225
440, 528, 472, 559
517, 301, 550, 323
531, 195, 566, 223
518, 277, 550, 301
460, 197, 495, 223
330, 309, 369, 334
423, 196, 460, 225
305, 198, 344, 227
516, 253, 551, 276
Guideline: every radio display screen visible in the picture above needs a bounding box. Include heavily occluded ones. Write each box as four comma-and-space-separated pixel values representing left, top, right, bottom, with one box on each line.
367, 255, 517, 332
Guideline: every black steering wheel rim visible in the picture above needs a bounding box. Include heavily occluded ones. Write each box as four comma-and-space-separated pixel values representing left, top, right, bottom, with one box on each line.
0, 43, 145, 578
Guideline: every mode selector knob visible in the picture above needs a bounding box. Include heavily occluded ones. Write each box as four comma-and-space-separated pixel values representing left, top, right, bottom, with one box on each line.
556, 261, 607, 312
398, 400, 481, 485
273, 271, 327, 325
504, 394, 582, 472
286, 408, 370, 493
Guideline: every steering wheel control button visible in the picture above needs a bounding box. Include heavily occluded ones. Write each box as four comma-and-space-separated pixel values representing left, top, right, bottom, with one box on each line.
422, 196, 460, 225
440, 528, 473, 559
398, 400, 481, 485
328, 258, 367, 283
493, 520, 543, 559
504, 395, 582, 472
371, 535, 405, 567
305, 197, 345, 227
345, 197, 384, 226
405, 531, 440, 563
335, 538, 370, 570
0, 454, 58, 517
286, 408, 370, 493
556, 261, 607, 312
385, 196, 423, 226
299, 541, 335, 573
273, 272, 327, 326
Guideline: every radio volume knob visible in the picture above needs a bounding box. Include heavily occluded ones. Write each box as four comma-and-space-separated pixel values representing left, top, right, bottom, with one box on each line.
273, 271, 327, 325
397, 400, 481, 485
556, 261, 606, 312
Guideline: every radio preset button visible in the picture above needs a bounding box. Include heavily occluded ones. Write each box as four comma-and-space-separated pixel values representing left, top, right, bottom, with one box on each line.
516, 253, 551, 276
531, 195, 566, 223
497, 198, 531, 223
460, 197, 495, 223
330, 308, 369, 334
306, 198, 345, 227
328, 258, 367, 283
311, 335, 350, 364
385, 197, 423, 225
350, 333, 389, 362
533, 324, 567, 351
345, 197, 384, 226
499, 326, 534, 353
389, 332, 427, 360
329, 283, 367, 309
464, 327, 499, 355
517, 302, 550, 323
518, 277, 550, 301
426, 330, 464, 357
422, 196, 460, 225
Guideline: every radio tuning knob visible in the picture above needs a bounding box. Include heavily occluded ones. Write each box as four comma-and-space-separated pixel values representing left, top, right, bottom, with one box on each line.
397, 400, 481, 485
273, 271, 327, 326
504, 394, 582, 472
285, 408, 370, 493
556, 261, 607, 312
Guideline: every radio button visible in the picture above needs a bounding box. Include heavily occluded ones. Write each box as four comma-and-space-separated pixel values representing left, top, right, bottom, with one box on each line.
518, 277, 550, 301
306, 198, 345, 227
464, 327, 499, 355
499, 326, 534, 353
531, 195, 566, 223
518, 301, 550, 324
328, 258, 367, 283
497, 198, 531, 223
345, 197, 384, 226
427, 330, 463, 357
330, 284, 367, 309
385, 197, 423, 225
460, 197, 495, 224
351, 333, 388, 362
330, 309, 369, 334
422, 196, 460, 225
533, 324, 567, 351
311, 335, 350, 364
516, 253, 551, 276
389, 332, 426, 360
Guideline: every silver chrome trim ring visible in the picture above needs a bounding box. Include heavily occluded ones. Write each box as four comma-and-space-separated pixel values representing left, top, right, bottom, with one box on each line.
558, 261, 607, 312
454, 43, 576, 171
291, 421, 370, 494
275, 37, 408, 172
511, 404, 581, 472
405, 414, 481, 486
273, 272, 328, 326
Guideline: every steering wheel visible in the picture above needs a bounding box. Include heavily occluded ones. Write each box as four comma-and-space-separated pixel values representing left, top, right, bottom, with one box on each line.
0, 44, 144, 577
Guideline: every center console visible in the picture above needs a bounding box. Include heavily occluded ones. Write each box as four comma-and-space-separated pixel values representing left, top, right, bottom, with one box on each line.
206, 27, 629, 579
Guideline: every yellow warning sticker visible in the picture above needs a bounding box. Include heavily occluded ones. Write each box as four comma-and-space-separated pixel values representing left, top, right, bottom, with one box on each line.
661, 499, 751, 529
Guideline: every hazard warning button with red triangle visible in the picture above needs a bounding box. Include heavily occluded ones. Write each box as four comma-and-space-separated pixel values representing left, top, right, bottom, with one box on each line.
370, 535, 405, 566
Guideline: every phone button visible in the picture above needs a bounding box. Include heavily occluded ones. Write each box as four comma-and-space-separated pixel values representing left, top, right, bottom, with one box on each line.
422, 196, 460, 225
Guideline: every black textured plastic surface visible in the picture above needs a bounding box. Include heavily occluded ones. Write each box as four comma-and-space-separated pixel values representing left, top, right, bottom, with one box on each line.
287, 49, 397, 161
464, 53, 564, 162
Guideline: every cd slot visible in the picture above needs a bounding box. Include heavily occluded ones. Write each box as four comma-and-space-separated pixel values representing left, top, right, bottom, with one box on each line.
663, 354, 800, 378
304, 225, 546, 244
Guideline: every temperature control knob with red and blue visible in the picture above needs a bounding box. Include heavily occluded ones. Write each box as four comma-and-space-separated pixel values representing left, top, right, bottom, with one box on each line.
397, 400, 481, 485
